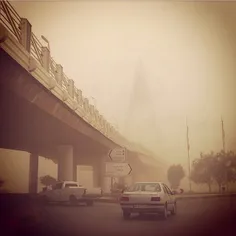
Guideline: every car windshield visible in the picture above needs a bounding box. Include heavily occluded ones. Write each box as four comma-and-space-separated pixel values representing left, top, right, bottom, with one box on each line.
126, 183, 161, 192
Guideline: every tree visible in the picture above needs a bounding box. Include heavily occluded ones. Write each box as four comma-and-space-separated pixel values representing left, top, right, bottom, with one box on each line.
211, 150, 236, 192
191, 150, 236, 193
167, 165, 185, 189
190, 152, 214, 192
40, 175, 57, 187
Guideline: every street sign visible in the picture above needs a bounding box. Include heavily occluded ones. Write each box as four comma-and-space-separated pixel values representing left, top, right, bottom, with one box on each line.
105, 162, 132, 177
108, 147, 126, 162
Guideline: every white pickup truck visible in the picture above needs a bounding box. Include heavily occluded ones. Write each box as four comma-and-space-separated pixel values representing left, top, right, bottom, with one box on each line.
39, 181, 102, 206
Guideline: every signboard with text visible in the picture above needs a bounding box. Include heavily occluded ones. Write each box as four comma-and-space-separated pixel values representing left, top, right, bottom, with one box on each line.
108, 147, 126, 162
105, 162, 132, 177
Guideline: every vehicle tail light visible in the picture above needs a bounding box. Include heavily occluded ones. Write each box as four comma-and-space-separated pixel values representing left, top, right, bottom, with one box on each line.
120, 196, 129, 201
151, 197, 160, 201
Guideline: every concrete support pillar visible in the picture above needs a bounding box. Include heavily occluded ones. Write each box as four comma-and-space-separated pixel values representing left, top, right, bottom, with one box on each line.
20, 18, 32, 52
41, 46, 50, 72
28, 153, 39, 193
91, 156, 108, 190
93, 163, 101, 187
73, 162, 77, 182
101, 156, 107, 191
57, 145, 74, 181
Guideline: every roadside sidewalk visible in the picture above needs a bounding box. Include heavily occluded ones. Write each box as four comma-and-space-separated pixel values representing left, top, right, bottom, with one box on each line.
95, 193, 236, 203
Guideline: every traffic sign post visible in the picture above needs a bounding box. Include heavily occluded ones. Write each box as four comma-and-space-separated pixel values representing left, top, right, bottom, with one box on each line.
108, 147, 126, 162
105, 162, 132, 177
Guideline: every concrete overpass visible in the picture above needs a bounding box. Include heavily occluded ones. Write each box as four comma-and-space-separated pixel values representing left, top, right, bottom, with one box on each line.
0, 1, 167, 193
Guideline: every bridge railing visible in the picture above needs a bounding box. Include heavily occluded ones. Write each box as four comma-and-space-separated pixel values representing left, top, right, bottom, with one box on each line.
0, 0, 127, 147
49, 57, 57, 81
31, 33, 43, 65
0, 1, 21, 41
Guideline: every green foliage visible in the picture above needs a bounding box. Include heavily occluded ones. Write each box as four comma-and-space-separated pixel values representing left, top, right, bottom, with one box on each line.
190, 152, 214, 192
167, 164, 185, 189
191, 150, 236, 192
40, 175, 57, 186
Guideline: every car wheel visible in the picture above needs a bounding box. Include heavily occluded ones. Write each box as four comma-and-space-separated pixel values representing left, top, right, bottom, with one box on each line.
86, 200, 94, 206
171, 203, 177, 215
161, 204, 168, 220
123, 210, 131, 220
69, 195, 77, 205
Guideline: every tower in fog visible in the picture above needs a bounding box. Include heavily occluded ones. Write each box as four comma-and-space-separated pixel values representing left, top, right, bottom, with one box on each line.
125, 61, 158, 151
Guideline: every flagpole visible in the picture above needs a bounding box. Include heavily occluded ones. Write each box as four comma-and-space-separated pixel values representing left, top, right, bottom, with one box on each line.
221, 116, 227, 192
186, 117, 192, 192
221, 116, 225, 152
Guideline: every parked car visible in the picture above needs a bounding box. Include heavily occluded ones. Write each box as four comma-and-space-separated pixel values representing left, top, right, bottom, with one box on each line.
119, 182, 176, 220
38, 181, 102, 206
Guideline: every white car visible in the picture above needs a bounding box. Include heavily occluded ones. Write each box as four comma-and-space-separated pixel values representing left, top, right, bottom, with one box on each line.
120, 182, 176, 220
39, 181, 102, 206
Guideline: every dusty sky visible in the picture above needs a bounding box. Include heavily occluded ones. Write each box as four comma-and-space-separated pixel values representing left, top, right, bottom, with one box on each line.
10, 0, 236, 167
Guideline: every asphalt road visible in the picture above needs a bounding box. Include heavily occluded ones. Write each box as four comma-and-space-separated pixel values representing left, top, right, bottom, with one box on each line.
38, 197, 236, 236
1, 197, 236, 236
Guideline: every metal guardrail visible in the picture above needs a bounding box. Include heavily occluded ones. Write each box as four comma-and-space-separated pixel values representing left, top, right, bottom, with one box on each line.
31, 32, 43, 65
0, 1, 21, 41
0, 0, 124, 145
49, 57, 57, 80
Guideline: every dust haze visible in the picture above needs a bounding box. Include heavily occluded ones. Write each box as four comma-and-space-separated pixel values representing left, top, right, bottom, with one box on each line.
1, 0, 236, 191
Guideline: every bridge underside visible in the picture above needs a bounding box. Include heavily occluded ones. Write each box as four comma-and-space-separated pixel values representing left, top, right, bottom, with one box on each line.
0, 87, 105, 160
0, 48, 114, 163
0, 47, 166, 189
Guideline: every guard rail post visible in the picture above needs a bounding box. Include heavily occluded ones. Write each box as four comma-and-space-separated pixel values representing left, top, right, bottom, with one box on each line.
20, 18, 31, 52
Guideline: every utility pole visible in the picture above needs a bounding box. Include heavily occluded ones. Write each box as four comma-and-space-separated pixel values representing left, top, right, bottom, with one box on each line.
186, 117, 192, 192
221, 116, 227, 192
221, 116, 226, 152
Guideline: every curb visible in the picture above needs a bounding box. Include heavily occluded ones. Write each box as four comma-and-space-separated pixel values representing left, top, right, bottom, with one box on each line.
95, 193, 236, 204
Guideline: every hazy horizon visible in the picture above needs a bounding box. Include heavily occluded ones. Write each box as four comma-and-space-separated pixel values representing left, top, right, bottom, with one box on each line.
9, 1, 236, 167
